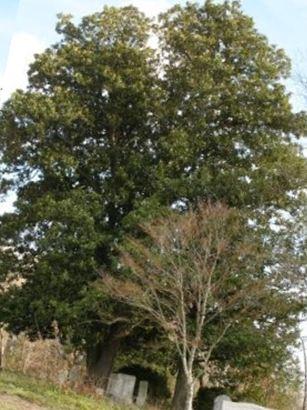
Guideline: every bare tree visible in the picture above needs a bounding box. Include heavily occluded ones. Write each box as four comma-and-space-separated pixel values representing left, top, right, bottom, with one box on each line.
101, 203, 270, 410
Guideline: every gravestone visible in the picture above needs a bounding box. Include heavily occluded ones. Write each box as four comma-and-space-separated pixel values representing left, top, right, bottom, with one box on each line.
214, 395, 272, 410
214, 395, 232, 410
224, 404, 270, 410
107, 373, 136, 404
136, 380, 149, 406
225, 404, 270, 410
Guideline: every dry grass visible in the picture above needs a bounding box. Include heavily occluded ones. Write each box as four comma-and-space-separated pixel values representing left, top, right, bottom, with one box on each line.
1, 330, 85, 387
0, 370, 128, 410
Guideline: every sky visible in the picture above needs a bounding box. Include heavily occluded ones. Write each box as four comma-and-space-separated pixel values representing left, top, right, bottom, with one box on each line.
0, 0, 19, 83
0, 0, 307, 363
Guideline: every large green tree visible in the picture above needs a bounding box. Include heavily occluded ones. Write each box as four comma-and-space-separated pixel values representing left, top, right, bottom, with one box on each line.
0, 6, 161, 384
0, 0, 306, 396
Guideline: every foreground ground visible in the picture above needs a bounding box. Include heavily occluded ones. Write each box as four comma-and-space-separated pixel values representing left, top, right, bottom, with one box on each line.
0, 371, 127, 410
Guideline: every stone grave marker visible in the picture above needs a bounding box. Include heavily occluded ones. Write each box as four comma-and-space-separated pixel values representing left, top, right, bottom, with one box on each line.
214, 395, 232, 410
136, 380, 149, 406
107, 373, 136, 404
214, 394, 272, 410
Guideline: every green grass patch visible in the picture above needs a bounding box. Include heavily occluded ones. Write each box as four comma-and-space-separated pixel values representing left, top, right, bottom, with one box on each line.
0, 370, 127, 410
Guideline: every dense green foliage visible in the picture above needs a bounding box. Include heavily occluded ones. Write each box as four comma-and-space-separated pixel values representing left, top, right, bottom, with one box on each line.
0, 0, 306, 405
0, 6, 160, 346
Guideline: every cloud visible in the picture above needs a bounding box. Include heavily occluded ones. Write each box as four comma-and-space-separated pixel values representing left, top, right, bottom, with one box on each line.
0, 32, 45, 104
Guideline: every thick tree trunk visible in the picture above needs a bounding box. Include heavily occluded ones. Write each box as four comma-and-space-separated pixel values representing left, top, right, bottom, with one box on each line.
171, 362, 195, 410
86, 333, 121, 390
172, 362, 187, 410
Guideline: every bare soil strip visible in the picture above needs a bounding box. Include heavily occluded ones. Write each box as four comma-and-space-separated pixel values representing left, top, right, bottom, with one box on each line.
0, 394, 48, 410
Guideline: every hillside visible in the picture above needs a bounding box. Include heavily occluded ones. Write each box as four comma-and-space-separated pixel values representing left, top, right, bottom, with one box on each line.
0, 371, 128, 410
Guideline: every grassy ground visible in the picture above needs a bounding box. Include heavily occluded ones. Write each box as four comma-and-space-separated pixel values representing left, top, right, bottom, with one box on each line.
0, 370, 128, 410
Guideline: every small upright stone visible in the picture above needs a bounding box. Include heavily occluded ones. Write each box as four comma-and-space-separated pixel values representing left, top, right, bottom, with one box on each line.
136, 380, 148, 406
107, 373, 136, 404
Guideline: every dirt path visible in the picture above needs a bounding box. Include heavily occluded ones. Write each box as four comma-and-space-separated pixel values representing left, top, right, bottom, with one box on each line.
0, 394, 48, 410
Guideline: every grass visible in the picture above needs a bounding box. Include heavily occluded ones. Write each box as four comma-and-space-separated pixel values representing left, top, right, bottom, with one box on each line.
0, 370, 129, 410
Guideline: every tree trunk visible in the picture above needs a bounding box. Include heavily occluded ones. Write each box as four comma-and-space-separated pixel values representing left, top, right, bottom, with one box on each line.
185, 378, 194, 410
0, 329, 3, 371
86, 333, 121, 390
171, 362, 195, 410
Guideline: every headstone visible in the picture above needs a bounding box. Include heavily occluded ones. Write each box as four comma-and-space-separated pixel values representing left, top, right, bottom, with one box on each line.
107, 373, 136, 404
136, 380, 149, 406
214, 395, 232, 410
223, 404, 270, 410
214, 395, 272, 410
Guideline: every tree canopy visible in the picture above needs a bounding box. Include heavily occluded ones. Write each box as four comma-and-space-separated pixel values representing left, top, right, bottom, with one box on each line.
0, 1, 306, 406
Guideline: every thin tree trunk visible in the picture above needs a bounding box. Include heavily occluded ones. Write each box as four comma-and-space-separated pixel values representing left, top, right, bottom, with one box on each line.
184, 378, 194, 410
86, 333, 121, 390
